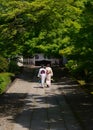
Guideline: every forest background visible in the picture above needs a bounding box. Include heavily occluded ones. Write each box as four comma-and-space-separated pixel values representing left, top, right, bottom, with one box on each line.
0, 0, 93, 92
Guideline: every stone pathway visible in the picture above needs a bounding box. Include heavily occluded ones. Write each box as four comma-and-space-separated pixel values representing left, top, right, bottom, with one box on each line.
0, 66, 93, 130
0, 76, 82, 130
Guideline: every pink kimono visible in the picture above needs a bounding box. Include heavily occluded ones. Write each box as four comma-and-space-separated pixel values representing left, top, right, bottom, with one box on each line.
46, 66, 53, 87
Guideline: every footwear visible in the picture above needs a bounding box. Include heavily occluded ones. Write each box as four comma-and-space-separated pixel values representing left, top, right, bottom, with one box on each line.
47, 85, 49, 88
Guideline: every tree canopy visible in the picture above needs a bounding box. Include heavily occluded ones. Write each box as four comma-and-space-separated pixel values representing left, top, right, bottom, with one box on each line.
0, 0, 93, 80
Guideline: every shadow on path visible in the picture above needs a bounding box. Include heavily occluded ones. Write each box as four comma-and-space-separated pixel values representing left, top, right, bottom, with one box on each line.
0, 66, 93, 130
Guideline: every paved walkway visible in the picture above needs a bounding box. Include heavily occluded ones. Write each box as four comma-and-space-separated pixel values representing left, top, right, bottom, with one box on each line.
7, 81, 82, 130
0, 67, 83, 130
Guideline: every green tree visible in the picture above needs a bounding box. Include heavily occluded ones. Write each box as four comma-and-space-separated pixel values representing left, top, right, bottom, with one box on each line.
0, 0, 67, 57
59, 0, 93, 81
0, 0, 93, 81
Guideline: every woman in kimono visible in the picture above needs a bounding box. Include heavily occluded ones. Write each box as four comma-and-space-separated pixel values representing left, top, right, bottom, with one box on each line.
46, 64, 53, 87
37, 65, 46, 88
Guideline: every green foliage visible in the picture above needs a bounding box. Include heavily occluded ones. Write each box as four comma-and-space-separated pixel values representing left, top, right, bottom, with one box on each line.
8, 60, 20, 74
0, 0, 93, 81
0, 73, 13, 94
0, 55, 9, 72
65, 60, 83, 78
58, 0, 93, 81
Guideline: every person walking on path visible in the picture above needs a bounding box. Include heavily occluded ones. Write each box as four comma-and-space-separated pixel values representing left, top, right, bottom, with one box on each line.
37, 65, 46, 88
46, 64, 53, 87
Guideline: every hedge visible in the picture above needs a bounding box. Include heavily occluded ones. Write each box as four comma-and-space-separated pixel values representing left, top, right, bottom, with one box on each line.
0, 73, 14, 94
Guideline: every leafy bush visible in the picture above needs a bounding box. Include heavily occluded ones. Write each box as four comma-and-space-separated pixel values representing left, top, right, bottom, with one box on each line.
8, 60, 20, 74
65, 60, 84, 79
0, 73, 14, 94
66, 59, 93, 82
65, 60, 78, 74
0, 55, 9, 72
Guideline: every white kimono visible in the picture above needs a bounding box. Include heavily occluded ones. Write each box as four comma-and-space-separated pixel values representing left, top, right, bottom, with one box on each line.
38, 68, 46, 87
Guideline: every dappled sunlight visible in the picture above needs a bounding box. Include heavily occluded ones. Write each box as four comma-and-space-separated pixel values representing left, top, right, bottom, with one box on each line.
0, 93, 27, 117
90, 91, 93, 94
4, 92, 67, 129
0, 66, 93, 129
60, 84, 93, 130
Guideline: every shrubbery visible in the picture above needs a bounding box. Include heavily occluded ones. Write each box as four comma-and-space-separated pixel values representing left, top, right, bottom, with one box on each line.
0, 73, 14, 94
0, 56, 21, 94
0, 55, 9, 72
65, 59, 93, 82
8, 60, 20, 74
